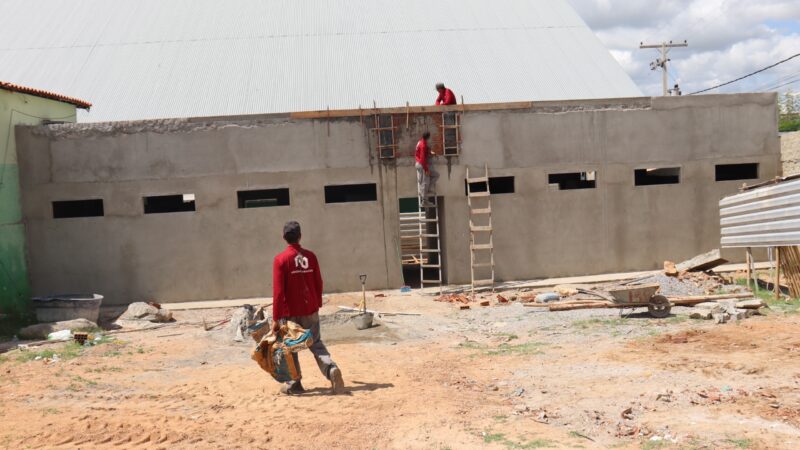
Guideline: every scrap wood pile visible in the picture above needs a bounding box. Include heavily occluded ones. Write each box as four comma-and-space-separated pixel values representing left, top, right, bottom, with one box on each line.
520, 250, 769, 322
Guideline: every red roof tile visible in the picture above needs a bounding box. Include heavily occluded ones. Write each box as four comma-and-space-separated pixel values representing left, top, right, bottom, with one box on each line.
0, 81, 91, 109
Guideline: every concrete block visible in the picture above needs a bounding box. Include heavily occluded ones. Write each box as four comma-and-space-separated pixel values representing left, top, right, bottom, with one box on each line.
736, 299, 766, 309
731, 309, 747, 321
689, 310, 713, 320
694, 302, 723, 313
676, 249, 728, 272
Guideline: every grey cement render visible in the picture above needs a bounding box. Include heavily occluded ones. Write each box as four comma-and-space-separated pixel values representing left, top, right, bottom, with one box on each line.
15, 93, 780, 305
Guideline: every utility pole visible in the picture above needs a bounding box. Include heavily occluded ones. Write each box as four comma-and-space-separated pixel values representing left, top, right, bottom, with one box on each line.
640, 40, 688, 96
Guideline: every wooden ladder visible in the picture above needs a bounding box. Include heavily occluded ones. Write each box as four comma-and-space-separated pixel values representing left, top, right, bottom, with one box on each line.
466, 164, 495, 297
418, 195, 443, 294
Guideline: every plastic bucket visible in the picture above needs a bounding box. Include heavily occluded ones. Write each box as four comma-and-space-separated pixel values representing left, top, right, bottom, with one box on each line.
32, 294, 104, 323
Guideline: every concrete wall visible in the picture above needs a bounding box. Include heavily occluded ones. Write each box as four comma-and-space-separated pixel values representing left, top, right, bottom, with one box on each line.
0, 90, 76, 316
781, 131, 800, 176
15, 93, 779, 305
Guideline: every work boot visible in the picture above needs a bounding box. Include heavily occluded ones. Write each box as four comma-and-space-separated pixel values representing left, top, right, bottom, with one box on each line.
328, 366, 345, 395
279, 380, 305, 395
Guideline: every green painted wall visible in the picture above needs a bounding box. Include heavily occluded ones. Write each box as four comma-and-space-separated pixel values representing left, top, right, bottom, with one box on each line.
0, 90, 77, 317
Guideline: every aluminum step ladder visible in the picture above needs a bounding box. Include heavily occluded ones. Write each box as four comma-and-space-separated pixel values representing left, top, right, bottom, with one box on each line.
418, 194, 443, 294
466, 164, 495, 297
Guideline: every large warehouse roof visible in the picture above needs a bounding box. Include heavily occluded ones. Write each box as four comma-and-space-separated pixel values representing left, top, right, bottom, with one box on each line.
0, 0, 643, 122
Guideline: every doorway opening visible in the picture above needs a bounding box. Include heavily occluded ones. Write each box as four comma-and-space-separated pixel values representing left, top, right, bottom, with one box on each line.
398, 197, 445, 289
399, 197, 422, 288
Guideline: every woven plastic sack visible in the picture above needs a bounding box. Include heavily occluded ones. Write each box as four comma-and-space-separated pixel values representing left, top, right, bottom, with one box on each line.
251, 321, 313, 382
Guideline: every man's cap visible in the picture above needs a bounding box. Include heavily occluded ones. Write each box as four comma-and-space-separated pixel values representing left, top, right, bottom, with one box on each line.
283, 221, 301, 238
435, 82, 445, 89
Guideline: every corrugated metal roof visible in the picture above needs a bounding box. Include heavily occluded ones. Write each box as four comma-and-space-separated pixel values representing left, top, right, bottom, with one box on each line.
720, 178, 800, 248
0, 80, 91, 108
0, 0, 643, 122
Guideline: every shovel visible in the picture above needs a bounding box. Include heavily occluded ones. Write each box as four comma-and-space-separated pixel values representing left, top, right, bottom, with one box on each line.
353, 274, 374, 330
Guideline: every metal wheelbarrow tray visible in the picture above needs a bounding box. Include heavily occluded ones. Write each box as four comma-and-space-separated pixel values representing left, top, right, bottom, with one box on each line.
606, 284, 671, 318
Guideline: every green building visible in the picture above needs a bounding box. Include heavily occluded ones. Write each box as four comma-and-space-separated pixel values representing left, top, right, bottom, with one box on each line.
0, 81, 90, 319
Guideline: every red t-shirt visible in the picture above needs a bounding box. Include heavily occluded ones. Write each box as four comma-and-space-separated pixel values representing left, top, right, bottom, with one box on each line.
436, 88, 457, 105
272, 244, 323, 321
415, 138, 430, 171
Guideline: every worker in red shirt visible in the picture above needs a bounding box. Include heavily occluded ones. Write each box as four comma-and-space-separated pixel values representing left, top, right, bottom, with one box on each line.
435, 83, 457, 105
415, 131, 439, 207
272, 221, 344, 395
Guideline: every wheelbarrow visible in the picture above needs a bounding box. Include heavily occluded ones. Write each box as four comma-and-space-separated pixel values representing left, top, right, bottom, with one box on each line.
606, 284, 671, 318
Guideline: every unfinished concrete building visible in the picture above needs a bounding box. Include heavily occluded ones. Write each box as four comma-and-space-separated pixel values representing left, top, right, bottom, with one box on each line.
14, 93, 780, 305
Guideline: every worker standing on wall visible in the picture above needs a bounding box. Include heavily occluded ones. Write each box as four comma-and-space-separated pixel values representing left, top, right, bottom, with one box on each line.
272, 221, 345, 395
435, 83, 457, 105
416, 132, 439, 207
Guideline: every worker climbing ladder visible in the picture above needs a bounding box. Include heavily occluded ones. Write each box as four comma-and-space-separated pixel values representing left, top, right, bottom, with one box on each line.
418, 193, 443, 294
466, 164, 495, 297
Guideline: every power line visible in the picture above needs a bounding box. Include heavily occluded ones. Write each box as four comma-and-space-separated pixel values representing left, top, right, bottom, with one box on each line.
766, 77, 800, 93
753, 69, 800, 91
689, 52, 800, 95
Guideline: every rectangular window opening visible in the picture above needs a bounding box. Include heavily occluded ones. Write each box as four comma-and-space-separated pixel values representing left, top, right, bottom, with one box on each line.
464, 176, 515, 195
325, 183, 378, 204
548, 171, 597, 190
52, 199, 104, 219
237, 188, 290, 209
635, 167, 680, 186
143, 194, 196, 214
715, 163, 758, 181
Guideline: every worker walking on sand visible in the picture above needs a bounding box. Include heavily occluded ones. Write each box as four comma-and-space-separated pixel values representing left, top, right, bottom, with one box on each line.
416, 131, 439, 207
272, 221, 344, 395
435, 83, 457, 105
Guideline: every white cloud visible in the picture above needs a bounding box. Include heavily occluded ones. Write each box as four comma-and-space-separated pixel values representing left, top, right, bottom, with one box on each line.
568, 0, 800, 95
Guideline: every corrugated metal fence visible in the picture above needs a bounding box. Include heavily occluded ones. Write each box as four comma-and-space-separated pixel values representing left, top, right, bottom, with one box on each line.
720, 178, 800, 248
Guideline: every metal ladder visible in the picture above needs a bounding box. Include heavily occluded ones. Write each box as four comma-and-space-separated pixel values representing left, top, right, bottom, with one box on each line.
418, 194, 443, 293
466, 164, 495, 297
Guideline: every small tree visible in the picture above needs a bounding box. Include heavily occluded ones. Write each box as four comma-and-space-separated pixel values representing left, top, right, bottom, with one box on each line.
782, 90, 799, 115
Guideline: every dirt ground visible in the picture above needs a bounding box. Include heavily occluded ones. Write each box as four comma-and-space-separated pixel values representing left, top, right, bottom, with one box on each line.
1, 290, 799, 450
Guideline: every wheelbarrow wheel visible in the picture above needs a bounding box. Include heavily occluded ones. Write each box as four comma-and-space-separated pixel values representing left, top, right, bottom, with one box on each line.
648, 295, 671, 318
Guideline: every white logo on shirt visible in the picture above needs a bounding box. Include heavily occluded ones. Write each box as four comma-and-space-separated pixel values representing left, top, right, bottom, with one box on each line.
294, 254, 309, 270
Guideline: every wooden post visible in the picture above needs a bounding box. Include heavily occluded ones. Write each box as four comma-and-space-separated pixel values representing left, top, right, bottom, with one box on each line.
775, 247, 781, 300
749, 247, 759, 292
746, 248, 753, 290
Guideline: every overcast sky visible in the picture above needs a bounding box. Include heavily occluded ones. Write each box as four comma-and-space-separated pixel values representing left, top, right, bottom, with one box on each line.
567, 0, 800, 96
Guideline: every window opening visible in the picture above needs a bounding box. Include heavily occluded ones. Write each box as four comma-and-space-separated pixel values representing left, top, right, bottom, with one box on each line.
548, 171, 597, 190
464, 176, 515, 195
715, 163, 758, 181
237, 188, 290, 208
634, 167, 680, 186
52, 199, 104, 219
324, 183, 378, 203
143, 194, 196, 214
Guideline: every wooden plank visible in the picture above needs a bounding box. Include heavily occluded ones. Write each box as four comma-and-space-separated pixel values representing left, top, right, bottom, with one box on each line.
775, 247, 781, 300
289, 101, 535, 120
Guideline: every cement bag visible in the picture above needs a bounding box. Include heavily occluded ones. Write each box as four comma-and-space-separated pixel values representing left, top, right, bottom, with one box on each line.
251, 321, 313, 382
